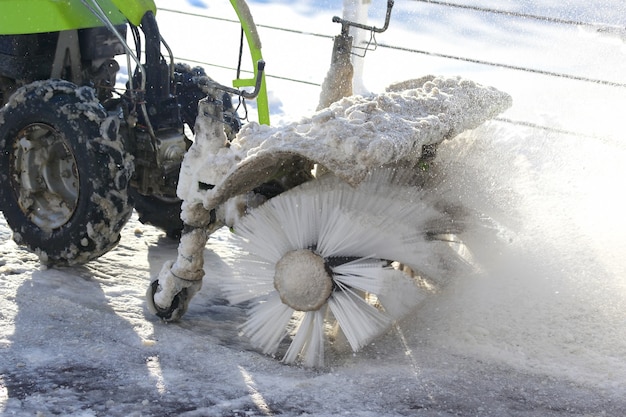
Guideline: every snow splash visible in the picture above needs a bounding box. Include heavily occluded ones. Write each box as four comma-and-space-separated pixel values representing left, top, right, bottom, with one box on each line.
410, 119, 626, 391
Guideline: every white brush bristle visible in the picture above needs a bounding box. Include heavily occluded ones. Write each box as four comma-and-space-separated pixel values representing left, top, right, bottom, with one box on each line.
332, 258, 388, 294
220, 255, 275, 304
240, 295, 294, 355
283, 309, 326, 367
221, 170, 466, 366
328, 287, 392, 352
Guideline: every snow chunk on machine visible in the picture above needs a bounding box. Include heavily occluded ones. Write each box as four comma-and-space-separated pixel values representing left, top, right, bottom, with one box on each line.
0, 0, 511, 366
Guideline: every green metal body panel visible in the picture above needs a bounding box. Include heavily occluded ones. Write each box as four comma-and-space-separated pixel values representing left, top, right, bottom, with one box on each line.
0, 0, 156, 35
111, 0, 157, 26
0, 0, 268, 124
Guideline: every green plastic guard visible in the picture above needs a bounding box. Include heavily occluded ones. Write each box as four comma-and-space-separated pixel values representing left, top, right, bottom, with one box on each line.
229, 0, 270, 125
0, 0, 269, 124
0, 0, 156, 35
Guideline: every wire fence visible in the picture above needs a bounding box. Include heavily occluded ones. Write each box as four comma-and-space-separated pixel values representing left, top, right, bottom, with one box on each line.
409, 0, 625, 29
157, 3, 624, 138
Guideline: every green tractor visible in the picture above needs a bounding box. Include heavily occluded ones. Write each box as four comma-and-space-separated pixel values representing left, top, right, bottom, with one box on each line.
0, 0, 266, 265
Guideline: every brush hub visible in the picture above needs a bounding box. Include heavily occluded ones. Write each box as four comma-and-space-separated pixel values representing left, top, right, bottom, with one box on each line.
274, 249, 333, 311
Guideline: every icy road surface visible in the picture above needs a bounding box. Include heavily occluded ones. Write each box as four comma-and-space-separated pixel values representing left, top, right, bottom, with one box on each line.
2, 120, 626, 416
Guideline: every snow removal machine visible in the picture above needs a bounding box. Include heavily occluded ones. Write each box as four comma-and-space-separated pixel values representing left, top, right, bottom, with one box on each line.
0, 0, 511, 366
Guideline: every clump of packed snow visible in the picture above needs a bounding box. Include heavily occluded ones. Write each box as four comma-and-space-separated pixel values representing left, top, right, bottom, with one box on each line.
177, 75, 511, 218
273, 249, 333, 311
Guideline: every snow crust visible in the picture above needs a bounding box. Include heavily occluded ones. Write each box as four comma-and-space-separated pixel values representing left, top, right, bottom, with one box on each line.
233, 0, 262, 51
177, 76, 511, 216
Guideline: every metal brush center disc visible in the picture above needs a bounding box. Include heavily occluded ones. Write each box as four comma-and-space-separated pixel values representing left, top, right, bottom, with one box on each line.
274, 249, 333, 311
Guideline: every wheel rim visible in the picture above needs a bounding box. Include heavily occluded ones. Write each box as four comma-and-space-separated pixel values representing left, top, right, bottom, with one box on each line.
10, 123, 79, 232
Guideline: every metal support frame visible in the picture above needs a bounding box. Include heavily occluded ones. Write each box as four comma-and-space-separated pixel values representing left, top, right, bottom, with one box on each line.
51, 30, 83, 84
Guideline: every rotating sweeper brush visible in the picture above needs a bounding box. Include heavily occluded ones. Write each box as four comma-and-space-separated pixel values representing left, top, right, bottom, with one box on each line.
221, 172, 463, 366
147, 0, 512, 366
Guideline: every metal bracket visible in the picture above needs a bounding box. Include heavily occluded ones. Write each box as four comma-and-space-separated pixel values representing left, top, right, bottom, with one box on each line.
332, 0, 394, 57
51, 30, 83, 84
333, 0, 394, 35
203, 60, 266, 100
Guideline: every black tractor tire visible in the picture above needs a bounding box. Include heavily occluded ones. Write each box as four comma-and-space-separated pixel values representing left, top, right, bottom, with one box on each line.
129, 188, 183, 239
0, 80, 133, 266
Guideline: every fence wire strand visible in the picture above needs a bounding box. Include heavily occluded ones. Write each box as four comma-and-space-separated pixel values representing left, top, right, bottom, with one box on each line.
157, 4, 624, 137
410, 0, 625, 30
